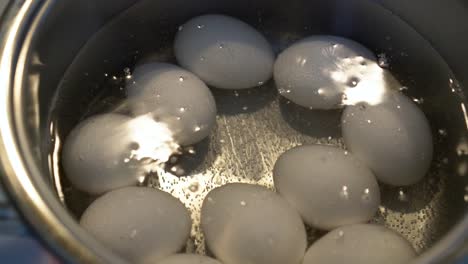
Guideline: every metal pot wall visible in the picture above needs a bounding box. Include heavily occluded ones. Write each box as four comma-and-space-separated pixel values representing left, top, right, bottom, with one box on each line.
0, 0, 467, 263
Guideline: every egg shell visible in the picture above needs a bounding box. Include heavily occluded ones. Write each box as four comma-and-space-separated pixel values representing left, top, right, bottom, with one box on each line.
80, 187, 191, 263
157, 254, 221, 264
274, 35, 376, 109
342, 91, 433, 186
201, 183, 307, 264
303, 224, 416, 264
127, 62, 217, 146
175, 14, 274, 89
62, 114, 144, 195
273, 145, 380, 230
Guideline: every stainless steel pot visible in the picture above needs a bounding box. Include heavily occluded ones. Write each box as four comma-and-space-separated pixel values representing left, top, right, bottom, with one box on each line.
0, 0, 467, 263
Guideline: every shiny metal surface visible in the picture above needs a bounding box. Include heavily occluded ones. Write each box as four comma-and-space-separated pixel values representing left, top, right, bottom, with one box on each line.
0, 0, 130, 263
0, 0, 467, 263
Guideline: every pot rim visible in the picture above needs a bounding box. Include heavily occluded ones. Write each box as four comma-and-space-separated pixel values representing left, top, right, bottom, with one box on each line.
0, 0, 127, 263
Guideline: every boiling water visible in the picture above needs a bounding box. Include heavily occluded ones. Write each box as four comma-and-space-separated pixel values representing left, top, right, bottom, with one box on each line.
48, 0, 468, 257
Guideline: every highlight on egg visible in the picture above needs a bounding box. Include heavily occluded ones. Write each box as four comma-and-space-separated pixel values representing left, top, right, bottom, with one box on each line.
175, 14, 275, 90
80, 187, 192, 263
62, 114, 143, 194
126, 62, 217, 146
273, 144, 380, 230
201, 183, 307, 264
302, 224, 416, 264
341, 90, 433, 186
274, 35, 384, 109
157, 254, 221, 264
62, 113, 181, 195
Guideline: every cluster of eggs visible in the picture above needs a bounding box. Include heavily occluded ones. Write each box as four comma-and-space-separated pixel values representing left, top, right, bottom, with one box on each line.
62, 14, 433, 264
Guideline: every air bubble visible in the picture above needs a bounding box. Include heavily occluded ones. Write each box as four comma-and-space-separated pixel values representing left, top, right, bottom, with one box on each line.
170, 165, 185, 176
129, 142, 140, 151
438, 129, 448, 136
189, 182, 199, 192
399, 86, 409, 92
219, 44, 225, 49
178, 25, 184, 31
197, 24, 205, 29
398, 189, 408, 202
169, 156, 178, 164
179, 107, 187, 113
186, 147, 196, 155
341, 93, 348, 101
194, 126, 202, 132
179, 76, 185, 82
339, 186, 349, 200
347, 77, 360, 87
137, 175, 147, 186
412, 98, 424, 104
240, 201, 247, 206
336, 230, 345, 240
361, 188, 370, 201
242, 106, 249, 111
123, 67, 132, 79
377, 53, 389, 68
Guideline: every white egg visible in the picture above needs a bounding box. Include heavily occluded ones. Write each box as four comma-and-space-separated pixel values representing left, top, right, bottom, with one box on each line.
303, 224, 416, 264
62, 114, 146, 194
158, 254, 221, 264
127, 62, 216, 146
80, 187, 191, 263
342, 91, 433, 186
274, 36, 376, 109
174, 14, 274, 89
201, 183, 306, 264
273, 145, 380, 230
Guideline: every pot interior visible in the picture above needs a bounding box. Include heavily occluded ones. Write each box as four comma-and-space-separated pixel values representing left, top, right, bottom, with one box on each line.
15, 0, 468, 261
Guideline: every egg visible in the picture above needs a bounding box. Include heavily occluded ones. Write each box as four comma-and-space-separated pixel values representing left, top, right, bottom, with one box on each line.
158, 254, 221, 264
302, 224, 416, 264
273, 145, 380, 230
342, 91, 433, 186
80, 187, 191, 263
174, 14, 274, 89
127, 62, 216, 146
62, 114, 146, 194
201, 183, 306, 264
274, 35, 377, 109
